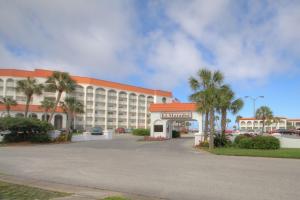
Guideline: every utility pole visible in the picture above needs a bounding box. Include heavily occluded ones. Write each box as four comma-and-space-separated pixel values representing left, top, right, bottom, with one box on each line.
244, 96, 264, 117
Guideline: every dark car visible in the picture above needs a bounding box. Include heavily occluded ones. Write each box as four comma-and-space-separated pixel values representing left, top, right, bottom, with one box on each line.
89, 127, 103, 135
116, 127, 125, 134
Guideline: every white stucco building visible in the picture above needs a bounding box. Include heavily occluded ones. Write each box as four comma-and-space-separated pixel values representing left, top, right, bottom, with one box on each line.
0, 69, 173, 130
239, 117, 300, 131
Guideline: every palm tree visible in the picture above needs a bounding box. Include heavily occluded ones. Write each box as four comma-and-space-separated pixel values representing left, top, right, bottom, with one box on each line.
16, 77, 44, 117
272, 117, 281, 130
217, 85, 244, 135
189, 68, 216, 141
60, 97, 84, 136
255, 106, 273, 133
0, 97, 17, 116
235, 115, 243, 130
45, 71, 76, 123
190, 68, 224, 149
39, 99, 55, 121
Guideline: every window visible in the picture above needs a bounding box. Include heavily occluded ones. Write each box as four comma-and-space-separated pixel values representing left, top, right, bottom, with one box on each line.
162, 97, 166, 103
154, 125, 163, 132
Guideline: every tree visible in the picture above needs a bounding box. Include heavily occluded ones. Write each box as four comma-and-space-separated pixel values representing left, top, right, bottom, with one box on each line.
217, 85, 244, 135
39, 99, 55, 121
272, 117, 281, 130
190, 68, 224, 149
60, 97, 84, 136
255, 106, 273, 133
0, 97, 17, 116
235, 115, 243, 130
45, 71, 76, 123
189, 68, 217, 141
16, 77, 44, 117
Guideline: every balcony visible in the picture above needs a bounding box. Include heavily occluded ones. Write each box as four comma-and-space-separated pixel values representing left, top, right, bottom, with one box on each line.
119, 100, 127, 105
108, 107, 116, 111
86, 105, 93, 109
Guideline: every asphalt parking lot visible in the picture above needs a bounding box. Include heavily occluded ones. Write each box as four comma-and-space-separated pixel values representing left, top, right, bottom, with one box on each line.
0, 134, 299, 200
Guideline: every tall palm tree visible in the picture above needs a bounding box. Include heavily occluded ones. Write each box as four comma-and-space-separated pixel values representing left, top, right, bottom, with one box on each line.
39, 99, 55, 121
60, 97, 84, 136
0, 97, 17, 116
190, 68, 224, 149
16, 77, 44, 117
217, 85, 244, 135
45, 71, 76, 123
189, 68, 216, 141
235, 115, 243, 130
255, 106, 273, 133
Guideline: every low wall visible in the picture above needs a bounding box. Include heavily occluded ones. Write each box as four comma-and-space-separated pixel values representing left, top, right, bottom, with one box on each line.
275, 135, 300, 148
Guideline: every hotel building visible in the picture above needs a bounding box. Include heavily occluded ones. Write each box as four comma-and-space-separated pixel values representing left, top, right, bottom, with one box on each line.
0, 69, 173, 130
239, 117, 300, 131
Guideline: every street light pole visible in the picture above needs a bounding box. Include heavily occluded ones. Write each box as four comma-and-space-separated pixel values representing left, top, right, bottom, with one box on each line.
245, 96, 264, 117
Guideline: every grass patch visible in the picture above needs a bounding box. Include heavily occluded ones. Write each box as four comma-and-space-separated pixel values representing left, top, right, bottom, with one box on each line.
0, 180, 70, 200
205, 148, 300, 159
102, 197, 130, 200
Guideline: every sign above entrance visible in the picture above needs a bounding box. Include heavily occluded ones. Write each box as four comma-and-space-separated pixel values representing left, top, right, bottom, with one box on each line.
161, 112, 192, 120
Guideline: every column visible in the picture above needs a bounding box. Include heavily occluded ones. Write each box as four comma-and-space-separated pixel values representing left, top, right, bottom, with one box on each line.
136, 96, 139, 128
83, 86, 87, 130
92, 87, 96, 127
3, 78, 6, 97
116, 91, 119, 128
144, 97, 147, 129
104, 89, 108, 131
126, 93, 130, 128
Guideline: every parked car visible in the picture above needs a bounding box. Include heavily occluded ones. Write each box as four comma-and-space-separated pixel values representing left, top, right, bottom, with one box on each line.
85, 127, 103, 135
0, 130, 11, 142
115, 127, 125, 134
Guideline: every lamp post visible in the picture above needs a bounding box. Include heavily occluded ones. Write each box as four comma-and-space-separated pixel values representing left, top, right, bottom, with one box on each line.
244, 96, 264, 117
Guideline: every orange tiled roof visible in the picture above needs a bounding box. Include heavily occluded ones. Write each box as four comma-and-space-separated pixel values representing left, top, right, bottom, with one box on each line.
0, 69, 172, 97
149, 103, 197, 112
287, 119, 300, 121
0, 104, 64, 113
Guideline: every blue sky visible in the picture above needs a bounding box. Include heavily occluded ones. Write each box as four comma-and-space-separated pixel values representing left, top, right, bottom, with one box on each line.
0, 0, 300, 125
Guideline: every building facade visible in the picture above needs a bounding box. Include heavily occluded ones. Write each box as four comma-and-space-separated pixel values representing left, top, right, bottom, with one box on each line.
239, 117, 300, 131
0, 69, 173, 130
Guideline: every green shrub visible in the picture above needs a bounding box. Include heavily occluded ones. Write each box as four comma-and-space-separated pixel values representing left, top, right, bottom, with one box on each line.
214, 134, 231, 147
172, 130, 180, 138
234, 134, 252, 145
132, 128, 150, 136
30, 134, 51, 143
252, 136, 280, 149
199, 141, 209, 148
238, 138, 254, 149
0, 117, 54, 143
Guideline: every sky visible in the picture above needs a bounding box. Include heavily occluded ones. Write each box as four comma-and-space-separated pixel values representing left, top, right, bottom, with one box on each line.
0, 0, 300, 126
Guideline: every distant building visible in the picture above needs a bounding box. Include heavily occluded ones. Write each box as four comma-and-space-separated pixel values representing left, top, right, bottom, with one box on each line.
239, 117, 300, 131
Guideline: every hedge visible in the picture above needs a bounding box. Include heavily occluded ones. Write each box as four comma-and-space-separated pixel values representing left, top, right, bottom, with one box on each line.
132, 128, 150, 136
235, 134, 280, 150
172, 130, 180, 138
0, 117, 53, 143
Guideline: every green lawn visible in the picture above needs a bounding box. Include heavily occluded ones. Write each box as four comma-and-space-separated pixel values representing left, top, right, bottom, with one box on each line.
207, 148, 300, 159
0, 180, 70, 200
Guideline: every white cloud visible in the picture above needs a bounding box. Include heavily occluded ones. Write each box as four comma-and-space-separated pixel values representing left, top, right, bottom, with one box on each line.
0, 0, 299, 90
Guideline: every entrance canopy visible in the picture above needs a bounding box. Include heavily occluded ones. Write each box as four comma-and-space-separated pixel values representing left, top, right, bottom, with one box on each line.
149, 103, 203, 139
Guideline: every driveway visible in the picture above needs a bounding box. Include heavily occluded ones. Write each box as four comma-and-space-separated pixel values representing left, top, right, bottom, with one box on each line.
0, 134, 299, 200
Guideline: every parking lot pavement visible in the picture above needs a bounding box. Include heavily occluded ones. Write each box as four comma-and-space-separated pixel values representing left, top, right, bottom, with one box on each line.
0, 134, 300, 200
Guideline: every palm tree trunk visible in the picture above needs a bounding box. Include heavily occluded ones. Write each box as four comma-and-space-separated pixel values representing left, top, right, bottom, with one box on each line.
204, 111, 209, 141
24, 95, 31, 118
221, 108, 227, 136
209, 108, 215, 150
49, 91, 62, 123
6, 105, 10, 116
262, 120, 265, 134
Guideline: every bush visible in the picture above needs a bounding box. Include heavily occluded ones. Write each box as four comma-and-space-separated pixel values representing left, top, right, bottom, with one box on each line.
30, 134, 51, 143
214, 134, 231, 147
238, 138, 254, 149
0, 117, 54, 143
199, 141, 209, 148
172, 130, 180, 138
252, 136, 280, 149
234, 134, 252, 145
132, 128, 150, 136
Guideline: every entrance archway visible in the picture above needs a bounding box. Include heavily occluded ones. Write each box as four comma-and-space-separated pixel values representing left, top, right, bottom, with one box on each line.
54, 114, 63, 130
149, 102, 203, 143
